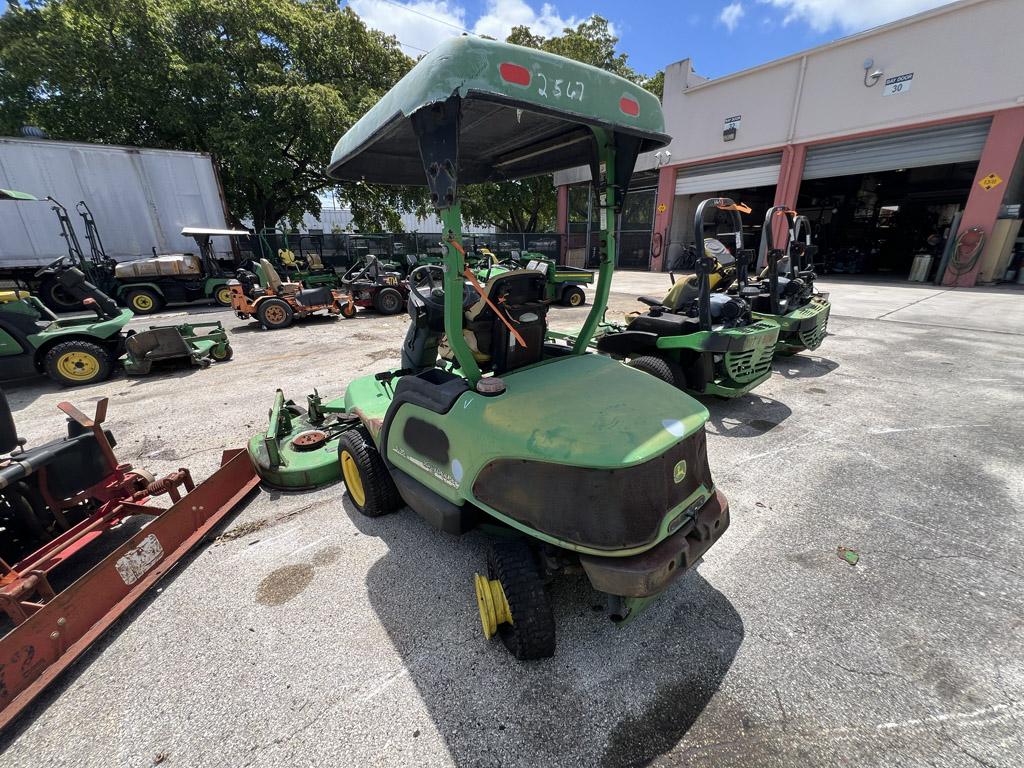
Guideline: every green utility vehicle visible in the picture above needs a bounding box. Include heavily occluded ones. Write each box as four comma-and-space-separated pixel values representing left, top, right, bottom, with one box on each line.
741, 207, 831, 355
474, 249, 593, 306
256, 227, 342, 290
73, 203, 243, 314
558, 198, 779, 398
248, 37, 730, 659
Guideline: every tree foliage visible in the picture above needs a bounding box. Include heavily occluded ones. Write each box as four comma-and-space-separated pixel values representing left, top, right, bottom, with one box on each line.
461, 16, 662, 233
0, 0, 416, 231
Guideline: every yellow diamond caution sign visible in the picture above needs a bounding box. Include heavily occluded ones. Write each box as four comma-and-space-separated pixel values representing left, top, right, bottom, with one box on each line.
656, 202, 667, 213
979, 173, 1003, 191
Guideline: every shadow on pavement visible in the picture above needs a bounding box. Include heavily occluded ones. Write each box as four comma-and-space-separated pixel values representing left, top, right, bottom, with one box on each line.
345, 496, 744, 768
705, 394, 793, 439
772, 354, 838, 380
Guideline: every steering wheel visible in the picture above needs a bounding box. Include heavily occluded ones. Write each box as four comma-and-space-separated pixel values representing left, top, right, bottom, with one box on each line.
35, 255, 68, 278
408, 265, 475, 309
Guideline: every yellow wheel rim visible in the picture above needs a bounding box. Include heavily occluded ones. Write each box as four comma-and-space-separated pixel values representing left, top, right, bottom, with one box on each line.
265, 305, 286, 324
216, 287, 233, 305
474, 573, 513, 640
569, 292, 582, 306
56, 351, 100, 382
131, 294, 154, 311
340, 449, 366, 507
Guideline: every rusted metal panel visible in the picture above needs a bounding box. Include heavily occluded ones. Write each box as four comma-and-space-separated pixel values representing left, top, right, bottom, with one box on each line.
0, 449, 258, 731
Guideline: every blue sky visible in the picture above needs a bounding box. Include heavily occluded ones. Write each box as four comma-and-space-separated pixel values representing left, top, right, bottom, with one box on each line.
1, 0, 955, 79
345, 0, 956, 78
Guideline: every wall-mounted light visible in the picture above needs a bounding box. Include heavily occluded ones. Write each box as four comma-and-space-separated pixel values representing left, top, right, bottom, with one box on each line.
654, 150, 673, 167
863, 58, 884, 87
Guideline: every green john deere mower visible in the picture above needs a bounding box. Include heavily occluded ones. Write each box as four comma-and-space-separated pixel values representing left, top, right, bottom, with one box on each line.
248, 37, 730, 659
739, 207, 831, 355
555, 198, 779, 398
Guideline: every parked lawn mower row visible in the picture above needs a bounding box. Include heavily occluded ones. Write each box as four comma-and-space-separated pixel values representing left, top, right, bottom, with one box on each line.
555, 197, 831, 399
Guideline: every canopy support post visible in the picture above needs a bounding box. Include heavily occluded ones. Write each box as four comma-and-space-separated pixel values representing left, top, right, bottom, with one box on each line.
573, 128, 616, 354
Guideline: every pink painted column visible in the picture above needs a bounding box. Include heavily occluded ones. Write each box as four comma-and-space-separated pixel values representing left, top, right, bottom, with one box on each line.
556, 184, 569, 263
771, 143, 807, 248
943, 107, 1024, 286
649, 164, 678, 272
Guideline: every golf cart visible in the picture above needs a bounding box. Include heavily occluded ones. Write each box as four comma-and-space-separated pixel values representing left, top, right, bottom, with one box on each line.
248, 37, 730, 658
740, 207, 830, 355
339, 253, 410, 315
560, 198, 779, 398
230, 258, 348, 329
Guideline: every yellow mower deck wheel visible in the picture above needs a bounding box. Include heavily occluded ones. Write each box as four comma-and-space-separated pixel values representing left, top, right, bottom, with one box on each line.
474, 573, 513, 640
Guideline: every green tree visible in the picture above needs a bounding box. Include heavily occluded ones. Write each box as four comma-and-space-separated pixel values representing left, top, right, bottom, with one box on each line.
0, 0, 415, 231
462, 16, 662, 233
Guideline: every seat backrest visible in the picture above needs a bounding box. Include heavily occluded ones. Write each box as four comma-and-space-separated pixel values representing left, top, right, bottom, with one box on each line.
260, 258, 284, 292
465, 270, 548, 374
306, 251, 324, 269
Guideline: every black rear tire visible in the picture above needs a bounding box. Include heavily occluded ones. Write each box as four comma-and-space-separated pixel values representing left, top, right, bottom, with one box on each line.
256, 298, 294, 329
338, 429, 402, 517
37, 277, 84, 313
561, 285, 586, 307
488, 542, 556, 660
627, 355, 677, 386
374, 287, 405, 315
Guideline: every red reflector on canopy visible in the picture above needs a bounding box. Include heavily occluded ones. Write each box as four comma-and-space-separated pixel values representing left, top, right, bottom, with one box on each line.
619, 96, 640, 116
499, 62, 531, 87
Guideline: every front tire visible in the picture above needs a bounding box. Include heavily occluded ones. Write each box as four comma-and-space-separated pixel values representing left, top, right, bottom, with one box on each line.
256, 298, 294, 330
338, 429, 401, 516
125, 288, 163, 315
486, 542, 556, 660
627, 355, 677, 386
374, 287, 405, 315
212, 285, 234, 307
43, 340, 113, 386
561, 285, 586, 307
341, 300, 357, 319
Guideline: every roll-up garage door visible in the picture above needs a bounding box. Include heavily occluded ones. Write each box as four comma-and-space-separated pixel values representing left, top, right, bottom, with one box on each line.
802, 119, 991, 180
675, 153, 783, 195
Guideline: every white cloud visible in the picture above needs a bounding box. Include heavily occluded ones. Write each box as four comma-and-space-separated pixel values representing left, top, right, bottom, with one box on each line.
347, 0, 581, 56
473, 0, 579, 40
718, 2, 745, 32
761, 0, 952, 33
348, 0, 467, 54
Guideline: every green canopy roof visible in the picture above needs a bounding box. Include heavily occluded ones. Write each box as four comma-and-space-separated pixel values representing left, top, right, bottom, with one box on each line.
0, 189, 38, 201
327, 36, 669, 186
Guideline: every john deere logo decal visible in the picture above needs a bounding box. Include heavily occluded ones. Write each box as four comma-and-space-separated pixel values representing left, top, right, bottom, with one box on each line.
673, 460, 687, 484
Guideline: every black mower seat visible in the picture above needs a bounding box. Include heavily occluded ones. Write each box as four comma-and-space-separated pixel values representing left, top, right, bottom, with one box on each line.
295, 287, 333, 307
126, 327, 191, 361
628, 311, 701, 337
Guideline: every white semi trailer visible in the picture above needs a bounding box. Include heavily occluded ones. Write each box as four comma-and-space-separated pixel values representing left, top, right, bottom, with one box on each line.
0, 136, 232, 279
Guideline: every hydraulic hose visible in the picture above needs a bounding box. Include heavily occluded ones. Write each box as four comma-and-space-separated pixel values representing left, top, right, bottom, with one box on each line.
947, 226, 986, 278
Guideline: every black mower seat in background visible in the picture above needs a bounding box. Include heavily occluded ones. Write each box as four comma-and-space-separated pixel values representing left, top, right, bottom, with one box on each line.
295, 287, 333, 307
628, 312, 701, 337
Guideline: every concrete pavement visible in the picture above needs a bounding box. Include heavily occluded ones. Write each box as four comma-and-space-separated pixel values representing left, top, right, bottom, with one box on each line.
1, 278, 1021, 768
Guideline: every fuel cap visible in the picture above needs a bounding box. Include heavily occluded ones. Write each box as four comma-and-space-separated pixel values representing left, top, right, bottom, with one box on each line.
476, 377, 506, 395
